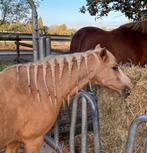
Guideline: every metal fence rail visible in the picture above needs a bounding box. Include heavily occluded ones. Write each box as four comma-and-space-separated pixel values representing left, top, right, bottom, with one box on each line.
125, 114, 147, 153
69, 90, 101, 153
0, 32, 71, 41
44, 91, 147, 153
0, 32, 71, 61
44, 90, 100, 153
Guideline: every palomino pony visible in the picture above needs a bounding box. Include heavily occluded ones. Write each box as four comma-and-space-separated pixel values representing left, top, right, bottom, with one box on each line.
70, 20, 147, 65
0, 45, 132, 153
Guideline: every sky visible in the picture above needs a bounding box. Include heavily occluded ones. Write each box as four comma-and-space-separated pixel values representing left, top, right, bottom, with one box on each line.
38, 0, 129, 30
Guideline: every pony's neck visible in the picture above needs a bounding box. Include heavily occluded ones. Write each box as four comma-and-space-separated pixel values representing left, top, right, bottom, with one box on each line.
12, 51, 100, 112
56, 53, 98, 104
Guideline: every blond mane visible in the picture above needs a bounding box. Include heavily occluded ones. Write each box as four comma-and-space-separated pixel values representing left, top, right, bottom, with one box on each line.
4, 48, 100, 103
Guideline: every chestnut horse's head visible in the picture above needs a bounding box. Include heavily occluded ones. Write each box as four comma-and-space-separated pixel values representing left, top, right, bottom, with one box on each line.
93, 45, 133, 94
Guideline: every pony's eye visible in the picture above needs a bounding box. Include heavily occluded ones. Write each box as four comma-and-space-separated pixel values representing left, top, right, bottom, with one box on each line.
112, 64, 119, 71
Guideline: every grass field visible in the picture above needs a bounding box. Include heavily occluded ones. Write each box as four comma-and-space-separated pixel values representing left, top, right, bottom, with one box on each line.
0, 64, 10, 71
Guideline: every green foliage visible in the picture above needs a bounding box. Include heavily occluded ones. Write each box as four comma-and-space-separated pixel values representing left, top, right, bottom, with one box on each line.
0, 64, 9, 71
0, 20, 31, 32
0, 20, 76, 35
0, 16, 45, 33
0, 0, 30, 23
38, 17, 43, 29
80, 0, 147, 21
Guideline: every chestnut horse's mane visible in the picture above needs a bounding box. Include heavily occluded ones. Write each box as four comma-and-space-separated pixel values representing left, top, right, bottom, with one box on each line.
120, 20, 147, 33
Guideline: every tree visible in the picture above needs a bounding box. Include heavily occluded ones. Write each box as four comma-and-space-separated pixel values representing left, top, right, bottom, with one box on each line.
0, 0, 41, 24
47, 24, 75, 35
38, 17, 43, 29
80, 0, 147, 21
0, 0, 30, 23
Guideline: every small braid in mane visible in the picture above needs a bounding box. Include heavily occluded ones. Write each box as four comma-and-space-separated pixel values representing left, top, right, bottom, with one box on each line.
26, 63, 31, 95
74, 54, 82, 94
16, 64, 21, 84
48, 59, 57, 107
82, 54, 92, 90
56, 57, 65, 105
65, 55, 73, 104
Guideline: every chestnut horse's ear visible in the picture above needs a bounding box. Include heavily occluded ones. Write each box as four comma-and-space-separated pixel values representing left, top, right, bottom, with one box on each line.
99, 48, 107, 61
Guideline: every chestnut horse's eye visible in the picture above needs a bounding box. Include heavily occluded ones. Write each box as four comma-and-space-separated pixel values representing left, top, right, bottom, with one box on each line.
112, 64, 119, 71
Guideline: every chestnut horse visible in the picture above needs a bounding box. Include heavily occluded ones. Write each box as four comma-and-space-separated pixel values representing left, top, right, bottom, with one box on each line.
70, 20, 147, 65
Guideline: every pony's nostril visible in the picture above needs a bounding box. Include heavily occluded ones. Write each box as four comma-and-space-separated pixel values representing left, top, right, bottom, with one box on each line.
122, 86, 131, 97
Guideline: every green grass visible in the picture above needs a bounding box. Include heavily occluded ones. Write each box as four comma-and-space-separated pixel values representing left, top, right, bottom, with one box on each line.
0, 64, 10, 71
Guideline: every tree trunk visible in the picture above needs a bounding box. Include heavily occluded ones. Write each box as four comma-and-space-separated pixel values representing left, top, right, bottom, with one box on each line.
27, 0, 39, 61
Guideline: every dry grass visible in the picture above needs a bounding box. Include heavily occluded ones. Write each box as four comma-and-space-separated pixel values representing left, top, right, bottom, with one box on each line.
51, 41, 70, 51
96, 65, 147, 153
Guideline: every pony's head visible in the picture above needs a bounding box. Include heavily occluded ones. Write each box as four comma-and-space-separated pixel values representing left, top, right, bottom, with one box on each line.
93, 45, 133, 94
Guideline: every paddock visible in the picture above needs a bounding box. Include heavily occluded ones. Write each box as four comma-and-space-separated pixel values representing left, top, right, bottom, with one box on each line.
0, 34, 147, 153
0, 21, 147, 153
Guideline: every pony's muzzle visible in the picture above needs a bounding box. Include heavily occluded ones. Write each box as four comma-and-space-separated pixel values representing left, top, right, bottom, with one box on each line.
122, 85, 133, 97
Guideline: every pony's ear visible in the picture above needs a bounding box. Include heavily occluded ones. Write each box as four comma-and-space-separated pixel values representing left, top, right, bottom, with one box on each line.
95, 44, 101, 50
99, 48, 108, 61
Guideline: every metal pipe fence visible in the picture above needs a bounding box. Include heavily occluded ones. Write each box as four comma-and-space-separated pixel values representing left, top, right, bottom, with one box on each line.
69, 90, 101, 153
44, 91, 147, 153
125, 114, 147, 153
44, 90, 100, 153
0, 32, 71, 61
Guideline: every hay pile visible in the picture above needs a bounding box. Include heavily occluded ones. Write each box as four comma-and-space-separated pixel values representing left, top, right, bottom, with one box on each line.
97, 65, 147, 153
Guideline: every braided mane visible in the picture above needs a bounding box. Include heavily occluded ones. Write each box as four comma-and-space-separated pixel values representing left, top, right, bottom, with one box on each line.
5, 48, 101, 104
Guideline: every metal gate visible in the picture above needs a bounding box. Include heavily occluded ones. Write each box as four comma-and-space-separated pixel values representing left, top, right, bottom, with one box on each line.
44, 90, 147, 153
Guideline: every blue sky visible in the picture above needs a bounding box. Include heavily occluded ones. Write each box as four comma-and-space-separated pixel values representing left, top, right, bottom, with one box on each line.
38, 0, 129, 29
